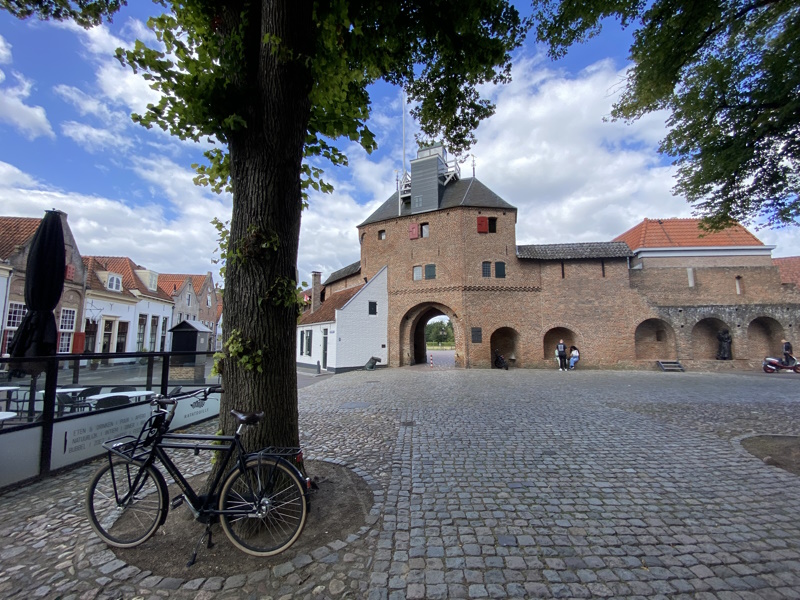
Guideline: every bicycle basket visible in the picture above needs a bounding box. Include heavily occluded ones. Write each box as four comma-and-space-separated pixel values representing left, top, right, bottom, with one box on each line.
101, 412, 166, 463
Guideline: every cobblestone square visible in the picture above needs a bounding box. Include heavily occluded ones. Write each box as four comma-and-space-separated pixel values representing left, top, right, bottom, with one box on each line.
2, 368, 800, 599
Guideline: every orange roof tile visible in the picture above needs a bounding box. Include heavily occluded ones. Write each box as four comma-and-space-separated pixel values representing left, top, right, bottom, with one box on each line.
773, 257, 800, 288
613, 218, 763, 250
81, 256, 138, 299
298, 284, 364, 326
157, 274, 190, 296
215, 289, 223, 323
0, 216, 41, 260
85, 255, 173, 301
158, 273, 213, 297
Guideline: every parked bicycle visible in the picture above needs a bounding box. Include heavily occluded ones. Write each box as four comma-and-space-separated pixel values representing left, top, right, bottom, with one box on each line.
85, 386, 311, 566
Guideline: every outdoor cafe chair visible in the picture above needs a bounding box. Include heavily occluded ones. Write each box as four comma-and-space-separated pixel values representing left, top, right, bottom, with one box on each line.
56, 392, 92, 417
78, 386, 103, 401
94, 395, 130, 410
110, 385, 136, 392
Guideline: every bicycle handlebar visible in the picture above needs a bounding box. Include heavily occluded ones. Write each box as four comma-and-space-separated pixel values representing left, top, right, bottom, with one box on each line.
151, 385, 224, 408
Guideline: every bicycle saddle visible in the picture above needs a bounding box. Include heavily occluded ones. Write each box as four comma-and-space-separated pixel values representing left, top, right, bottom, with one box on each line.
230, 410, 264, 425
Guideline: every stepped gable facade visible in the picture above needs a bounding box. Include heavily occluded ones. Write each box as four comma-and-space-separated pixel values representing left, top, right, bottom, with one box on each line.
307, 144, 800, 370
0, 212, 87, 355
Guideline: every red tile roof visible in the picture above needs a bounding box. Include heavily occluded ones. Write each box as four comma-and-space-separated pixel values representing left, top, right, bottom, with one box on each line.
298, 284, 364, 326
613, 218, 763, 250
85, 256, 173, 301
157, 273, 212, 297
773, 257, 800, 287
0, 216, 40, 260
81, 256, 138, 299
215, 289, 223, 323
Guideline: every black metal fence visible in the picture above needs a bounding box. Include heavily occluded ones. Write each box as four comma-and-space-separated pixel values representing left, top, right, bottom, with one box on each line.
0, 350, 219, 487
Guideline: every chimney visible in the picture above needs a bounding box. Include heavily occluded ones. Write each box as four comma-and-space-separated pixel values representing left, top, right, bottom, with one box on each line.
311, 271, 322, 313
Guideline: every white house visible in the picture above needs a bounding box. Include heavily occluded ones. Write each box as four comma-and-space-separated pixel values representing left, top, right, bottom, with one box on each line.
297, 266, 387, 373
83, 256, 174, 361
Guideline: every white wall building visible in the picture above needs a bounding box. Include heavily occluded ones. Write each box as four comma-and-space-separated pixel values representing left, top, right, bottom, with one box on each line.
297, 266, 387, 373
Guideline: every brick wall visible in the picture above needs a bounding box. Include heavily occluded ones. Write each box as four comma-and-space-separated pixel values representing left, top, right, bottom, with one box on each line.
353, 205, 800, 369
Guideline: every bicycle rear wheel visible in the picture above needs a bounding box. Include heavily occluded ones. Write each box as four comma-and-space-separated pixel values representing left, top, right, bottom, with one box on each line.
219, 457, 307, 556
86, 459, 167, 548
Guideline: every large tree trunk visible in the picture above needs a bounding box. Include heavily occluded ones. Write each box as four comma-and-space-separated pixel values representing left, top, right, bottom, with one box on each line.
210, 1, 313, 480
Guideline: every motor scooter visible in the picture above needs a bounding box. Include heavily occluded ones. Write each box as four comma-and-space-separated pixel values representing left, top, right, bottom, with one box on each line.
762, 354, 800, 373
494, 349, 509, 370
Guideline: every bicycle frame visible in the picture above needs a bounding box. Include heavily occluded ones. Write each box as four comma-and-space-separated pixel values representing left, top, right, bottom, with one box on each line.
152, 431, 245, 519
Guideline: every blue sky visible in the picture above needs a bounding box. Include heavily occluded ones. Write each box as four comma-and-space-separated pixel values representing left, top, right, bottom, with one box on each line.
1, 3, 797, 288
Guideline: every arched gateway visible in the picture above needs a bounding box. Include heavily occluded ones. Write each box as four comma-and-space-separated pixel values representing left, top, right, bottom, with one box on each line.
399, 302, 462, 367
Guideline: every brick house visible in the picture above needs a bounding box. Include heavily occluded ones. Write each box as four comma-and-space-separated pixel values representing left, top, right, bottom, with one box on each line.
301, 144, 800, 370
0, 212, 87, 357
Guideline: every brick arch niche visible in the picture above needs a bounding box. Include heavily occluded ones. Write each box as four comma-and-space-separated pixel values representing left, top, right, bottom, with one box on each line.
634, 319, 677, 360
400, 303, 462, 367
490, 327, 519, 368
543, 327, 577, 362
747, 317, 784, 360
691, 317, 731, 359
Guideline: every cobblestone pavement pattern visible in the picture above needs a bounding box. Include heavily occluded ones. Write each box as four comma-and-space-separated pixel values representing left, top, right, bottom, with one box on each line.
2, 369, 800, 599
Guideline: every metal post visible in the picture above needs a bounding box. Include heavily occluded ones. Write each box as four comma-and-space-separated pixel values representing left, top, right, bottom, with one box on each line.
39, 357, 58, 476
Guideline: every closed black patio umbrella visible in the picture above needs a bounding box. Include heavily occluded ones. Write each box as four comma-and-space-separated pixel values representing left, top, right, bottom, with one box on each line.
7, 210, 66, 418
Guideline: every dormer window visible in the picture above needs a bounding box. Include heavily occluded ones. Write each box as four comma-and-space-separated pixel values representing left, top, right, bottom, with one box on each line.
149, 273, 158, 291
108, 275, 122, 292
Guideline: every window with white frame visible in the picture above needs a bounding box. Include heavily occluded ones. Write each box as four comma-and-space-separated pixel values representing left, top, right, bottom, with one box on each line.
2, 302, 27, 354
149, 315, 159, 350
108, 274, 122, 291
160, 317, 168, 351
58, 308, 77, 353
137, 315, 147, 351
187, 293, 192, 307
207, 294, 211, 307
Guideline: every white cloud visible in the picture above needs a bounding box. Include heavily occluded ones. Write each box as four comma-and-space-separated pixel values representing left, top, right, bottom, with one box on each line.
0, 69, 55, 140
0, 159, 229, 281
0, 160, 40, 187
61, 121, 133, 152
0, 34, 11, 64
469, 55, 688, 245
54, 84, 127, 125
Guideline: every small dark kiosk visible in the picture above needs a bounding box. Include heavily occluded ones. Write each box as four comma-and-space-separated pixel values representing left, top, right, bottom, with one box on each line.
168, 321, 213, 383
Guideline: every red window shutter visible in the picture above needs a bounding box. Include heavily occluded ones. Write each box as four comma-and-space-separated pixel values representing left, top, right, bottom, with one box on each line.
65, 264, 75, 280
409, 223, 419, 239
72, 332, 85, 353
477, 216, 488, 233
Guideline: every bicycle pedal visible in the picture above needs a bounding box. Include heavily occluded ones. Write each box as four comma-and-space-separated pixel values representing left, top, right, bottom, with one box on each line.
171, 494, 185, 509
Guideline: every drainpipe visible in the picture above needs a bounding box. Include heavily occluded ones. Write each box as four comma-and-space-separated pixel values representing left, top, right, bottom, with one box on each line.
0, 266, 12, 353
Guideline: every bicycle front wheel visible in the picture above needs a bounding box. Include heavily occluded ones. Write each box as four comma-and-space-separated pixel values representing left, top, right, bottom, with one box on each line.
86, 459, 167, 548
219, 457, 307, 556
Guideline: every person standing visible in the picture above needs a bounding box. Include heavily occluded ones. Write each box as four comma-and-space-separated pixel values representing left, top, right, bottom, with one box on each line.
556, 339, 568, 371
782, 339, 793, 365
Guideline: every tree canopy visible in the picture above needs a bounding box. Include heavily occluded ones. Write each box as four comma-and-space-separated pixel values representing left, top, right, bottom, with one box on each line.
532, 0, 800, 230
4, 0, 527, 451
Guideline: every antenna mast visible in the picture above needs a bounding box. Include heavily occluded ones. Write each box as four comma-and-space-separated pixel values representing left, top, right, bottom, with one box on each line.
399, 90, 406, 216
402, 90, 406, 176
